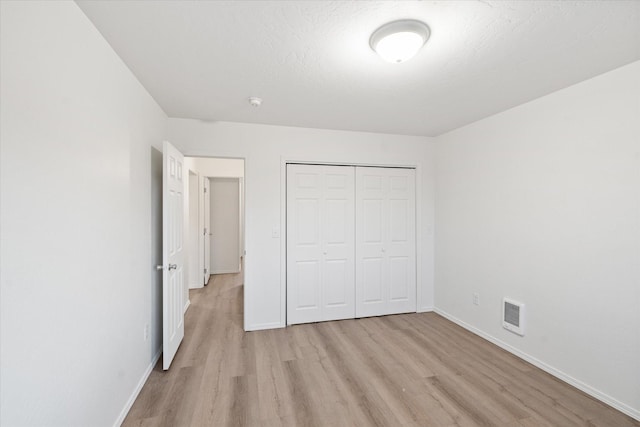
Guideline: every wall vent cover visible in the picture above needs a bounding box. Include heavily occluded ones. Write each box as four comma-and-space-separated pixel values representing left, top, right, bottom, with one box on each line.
503, 298, 525, 336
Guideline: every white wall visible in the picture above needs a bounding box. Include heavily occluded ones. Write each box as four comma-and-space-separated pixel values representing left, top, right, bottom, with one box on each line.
435, 61, 640, 419
190, 157, 244, 178
209, 178, 241, 274
0, 2, 167, 426
167, 120, 436, 330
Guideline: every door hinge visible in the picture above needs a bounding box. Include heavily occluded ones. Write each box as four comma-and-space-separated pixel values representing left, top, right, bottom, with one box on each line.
204, 268, 207, 274
203, 227, 207, 235
204, 187, 207, 193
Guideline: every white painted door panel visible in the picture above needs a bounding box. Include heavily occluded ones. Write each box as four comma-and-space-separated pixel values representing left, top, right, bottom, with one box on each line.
162, 140, 185, 370
287, 164, 355, 325
188, 171, 201, 289
203, 177, 211, 285
322, 169, 355, 320
288, 166, 323, 324
356, 167, 416, 317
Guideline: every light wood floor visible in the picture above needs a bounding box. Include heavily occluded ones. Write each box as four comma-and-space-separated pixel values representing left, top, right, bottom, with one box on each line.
123, 272, 639, 427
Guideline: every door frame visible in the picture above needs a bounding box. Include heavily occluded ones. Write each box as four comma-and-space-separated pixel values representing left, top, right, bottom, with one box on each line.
280, 156, 425, 327
202, 176, 211, 285
180, 155, 246, 327
187, 169, 203, 290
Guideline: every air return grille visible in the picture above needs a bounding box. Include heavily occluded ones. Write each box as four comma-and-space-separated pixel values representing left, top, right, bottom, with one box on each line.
503, 298, 525, 336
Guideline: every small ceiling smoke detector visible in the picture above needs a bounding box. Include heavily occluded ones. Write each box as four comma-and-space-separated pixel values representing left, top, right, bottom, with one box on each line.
248, 97, 263, 107
370, 20, 430, 63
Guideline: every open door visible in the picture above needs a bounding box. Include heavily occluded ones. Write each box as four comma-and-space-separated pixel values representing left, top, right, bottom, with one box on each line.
203, 177, 211, 285
161, 140, 185, 370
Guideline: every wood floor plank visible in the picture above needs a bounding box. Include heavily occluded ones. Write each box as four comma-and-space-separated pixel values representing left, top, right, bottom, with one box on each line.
254, 330, 297, 423
123, 270, 640, 426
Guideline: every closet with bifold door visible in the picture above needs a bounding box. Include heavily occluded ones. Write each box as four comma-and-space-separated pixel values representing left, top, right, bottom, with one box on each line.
286, 163, 416, 325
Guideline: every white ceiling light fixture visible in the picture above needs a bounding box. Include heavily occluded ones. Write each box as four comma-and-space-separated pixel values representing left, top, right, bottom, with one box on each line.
370, 19, 430, 63
248, 97, 262, 107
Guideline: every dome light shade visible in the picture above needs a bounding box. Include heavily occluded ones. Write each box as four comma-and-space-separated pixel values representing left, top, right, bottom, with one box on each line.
370, 20, 430, 63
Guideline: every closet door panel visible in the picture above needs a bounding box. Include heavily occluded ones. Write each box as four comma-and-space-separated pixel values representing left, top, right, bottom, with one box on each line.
356, 168, 387, 317
287, 165, 324, 324
295, 261, 321, 309
321, 167, 355, 320
324, 259, 348, 305
287, 164, 355, 324
362, 258, 384, 303
296, 199, 320, 244
363, 199, 383, 243
356, 167, 416, 317
386, 168, 416, 315
389, 199, 408, 242
389, 256, 409, 301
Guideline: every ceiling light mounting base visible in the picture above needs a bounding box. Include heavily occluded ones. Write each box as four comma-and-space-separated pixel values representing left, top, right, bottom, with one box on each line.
248, 97, 263, 107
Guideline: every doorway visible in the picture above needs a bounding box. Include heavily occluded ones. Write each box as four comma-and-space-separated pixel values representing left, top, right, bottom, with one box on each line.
184, 157, 245, 295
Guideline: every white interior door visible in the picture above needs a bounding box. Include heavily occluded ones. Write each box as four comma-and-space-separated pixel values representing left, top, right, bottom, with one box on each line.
287, 164, 355, 325
188, 171, 201, 289
356, 167, 416, 317
203, 177, 211, 285
162, 140, 185, 370
210, 178, 241, 274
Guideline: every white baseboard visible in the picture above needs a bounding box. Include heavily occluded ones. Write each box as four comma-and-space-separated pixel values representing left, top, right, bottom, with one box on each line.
245, 321, 284, 332
113, 348, 162, 427
184, 299, 191, 314
418, 306, 434, 313
212, 269, 241, 275
434, 308, 640, 422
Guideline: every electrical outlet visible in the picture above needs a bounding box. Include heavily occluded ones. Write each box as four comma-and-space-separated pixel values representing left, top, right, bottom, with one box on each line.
144, 324, 150, 341
473, 293, 480, 306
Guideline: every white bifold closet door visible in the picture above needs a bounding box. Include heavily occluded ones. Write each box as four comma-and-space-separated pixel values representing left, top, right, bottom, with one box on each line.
356, 167, 416, 317
287, 164, 355, 325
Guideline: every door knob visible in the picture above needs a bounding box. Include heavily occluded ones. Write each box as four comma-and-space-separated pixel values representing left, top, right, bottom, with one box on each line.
156, 265, 163, 270
168, 264, 177, 271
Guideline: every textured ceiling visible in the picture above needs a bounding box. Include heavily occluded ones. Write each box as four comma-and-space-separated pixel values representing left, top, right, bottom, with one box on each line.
76, 1, 640, 137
